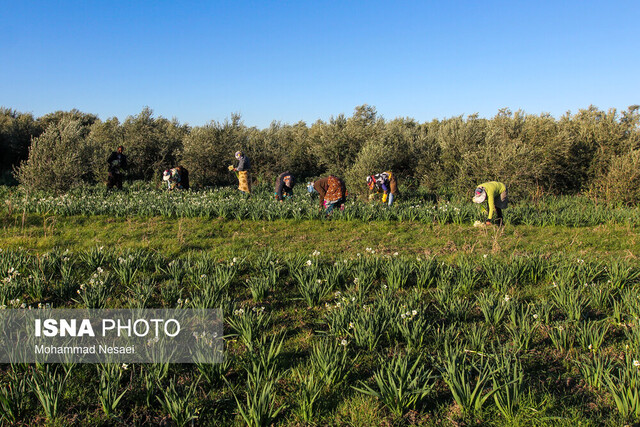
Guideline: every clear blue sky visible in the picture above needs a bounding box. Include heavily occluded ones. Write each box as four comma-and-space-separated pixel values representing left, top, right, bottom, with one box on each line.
1, 1, 638, 128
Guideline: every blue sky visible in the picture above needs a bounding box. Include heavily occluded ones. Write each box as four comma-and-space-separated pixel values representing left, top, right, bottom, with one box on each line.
1, 1, 638, 128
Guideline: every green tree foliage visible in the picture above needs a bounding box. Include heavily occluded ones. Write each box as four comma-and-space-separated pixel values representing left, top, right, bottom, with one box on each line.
345, 117, 421, 195
16, 117, 88, 192
589, 149, 640, 206
0, 108, 42, 176
246, 120, 320, 183
37, 109, 98, 134
122, 107, 188, 181
309, 105, 383, 176
85, 118, 124, 183
437, 114, 488, 193
181, 114, 248, 188
4, 103, 640, 205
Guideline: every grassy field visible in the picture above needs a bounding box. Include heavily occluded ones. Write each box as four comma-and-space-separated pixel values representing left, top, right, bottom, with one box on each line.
1, 186, 640, 426
1, 214, 639, 260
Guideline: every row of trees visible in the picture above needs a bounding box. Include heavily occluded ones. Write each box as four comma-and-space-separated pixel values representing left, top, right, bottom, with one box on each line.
2, 104, 639, 204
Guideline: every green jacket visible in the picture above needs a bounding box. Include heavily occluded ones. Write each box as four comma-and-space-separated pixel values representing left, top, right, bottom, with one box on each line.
477, 181, 506, 219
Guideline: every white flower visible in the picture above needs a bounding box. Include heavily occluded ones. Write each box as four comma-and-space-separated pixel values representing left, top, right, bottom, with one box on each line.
533, 314, 539, 319
122, 363, 129, 370
412, 310, 417, 316
634, 360, 640, 368
348, 322, 354, 329
393, 252, 398, 256
504, 294, 511, 302
312, 250, 320, 257
305, 260, 312, 266
340, 339, 347, 346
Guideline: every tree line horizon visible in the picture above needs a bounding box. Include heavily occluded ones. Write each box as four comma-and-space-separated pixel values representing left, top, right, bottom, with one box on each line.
1, 104, 639, 204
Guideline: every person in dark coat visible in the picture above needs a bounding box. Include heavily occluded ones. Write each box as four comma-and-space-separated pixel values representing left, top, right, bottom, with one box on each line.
274, 172, 295, 201
107, 145, 127, 189
176, 166, 189, 190
231, 151, 251, 194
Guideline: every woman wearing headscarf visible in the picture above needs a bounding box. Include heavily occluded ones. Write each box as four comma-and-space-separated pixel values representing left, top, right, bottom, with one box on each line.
472, 181, 508, 225
308, 175, 347, 214
366, 171, 398, 206
162, 166, 189, 190
230, 151, 251, 195
274, 172, 295, 201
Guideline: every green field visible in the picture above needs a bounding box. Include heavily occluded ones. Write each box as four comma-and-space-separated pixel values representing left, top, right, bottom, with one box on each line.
1, 187, 640, 426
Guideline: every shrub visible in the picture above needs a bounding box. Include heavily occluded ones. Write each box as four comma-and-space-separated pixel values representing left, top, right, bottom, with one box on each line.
16, 117, 88, 192
181, 115, 247, 188
588, 150, 640, 206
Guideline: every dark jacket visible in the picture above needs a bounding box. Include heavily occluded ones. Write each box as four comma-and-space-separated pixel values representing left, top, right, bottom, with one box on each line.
176, 166, 189, 190
107, 152, 127, 174
275, 172, 295, 199
236, 155, 251, 171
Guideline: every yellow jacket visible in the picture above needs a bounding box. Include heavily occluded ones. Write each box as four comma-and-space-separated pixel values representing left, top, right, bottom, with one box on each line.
477, 181, 506, 219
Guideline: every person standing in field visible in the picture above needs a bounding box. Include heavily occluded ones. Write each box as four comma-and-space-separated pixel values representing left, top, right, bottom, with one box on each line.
107, 145, 127, 190
367, 171, 398, 206
308, 175, 347, 214
473, 181, 508, 226
231, 151, 251, 195
274, 171, 295, 201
